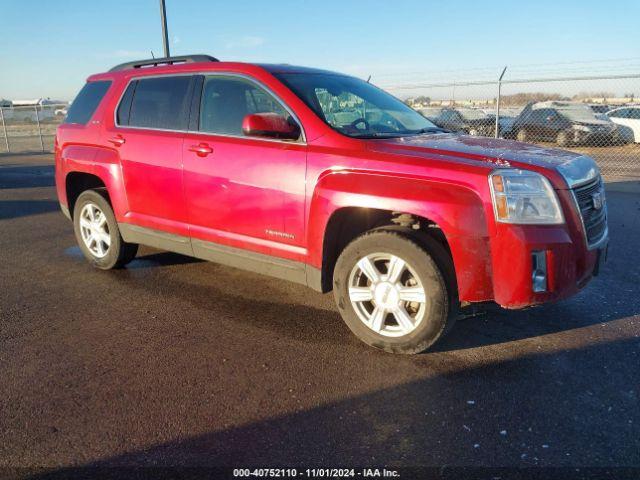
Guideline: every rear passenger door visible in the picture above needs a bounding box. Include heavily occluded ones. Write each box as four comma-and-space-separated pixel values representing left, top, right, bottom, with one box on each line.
182, 74, 307, 260
106, 75, 195, 236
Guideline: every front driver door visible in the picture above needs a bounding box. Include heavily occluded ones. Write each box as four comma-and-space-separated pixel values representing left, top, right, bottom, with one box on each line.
182, 74, 307, 263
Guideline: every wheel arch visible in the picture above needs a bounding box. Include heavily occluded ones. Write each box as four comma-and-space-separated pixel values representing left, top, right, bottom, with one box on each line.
61, 147, 128, 220
65, 172, 108, 218
307, 171, 495, 303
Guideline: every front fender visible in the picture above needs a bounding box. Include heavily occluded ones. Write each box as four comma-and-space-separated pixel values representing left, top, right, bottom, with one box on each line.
306, 171, 495, 303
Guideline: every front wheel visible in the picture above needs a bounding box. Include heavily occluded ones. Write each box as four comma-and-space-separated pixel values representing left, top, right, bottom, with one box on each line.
73, 189, 138, 269
333, 230, 454, 354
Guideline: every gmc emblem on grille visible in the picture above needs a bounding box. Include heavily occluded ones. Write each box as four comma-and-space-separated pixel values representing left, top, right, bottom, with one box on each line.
592, 191, 604, 210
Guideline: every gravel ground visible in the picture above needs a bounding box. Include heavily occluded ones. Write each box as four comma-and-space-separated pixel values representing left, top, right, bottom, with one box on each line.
1, 154, 639, 479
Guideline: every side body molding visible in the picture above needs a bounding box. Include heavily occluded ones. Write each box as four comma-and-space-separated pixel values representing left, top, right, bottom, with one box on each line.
118, 223, 320, 290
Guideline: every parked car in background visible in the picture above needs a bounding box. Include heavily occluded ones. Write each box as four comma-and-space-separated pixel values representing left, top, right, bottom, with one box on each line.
509, 101, 620, 146
606, 106, 640, 143
55, 105, 69, 116
418, 107, 494, 136
483, 107, 521, 137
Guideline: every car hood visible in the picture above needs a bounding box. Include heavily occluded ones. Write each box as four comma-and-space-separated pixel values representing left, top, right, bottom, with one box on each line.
366, 133, 599, 188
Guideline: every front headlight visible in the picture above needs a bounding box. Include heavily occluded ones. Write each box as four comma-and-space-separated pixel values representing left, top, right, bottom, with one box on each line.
489, 170, 564, 224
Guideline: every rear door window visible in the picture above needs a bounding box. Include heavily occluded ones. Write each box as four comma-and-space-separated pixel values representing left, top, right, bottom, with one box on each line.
64, 81, 112, 125
126, 76, 193, 130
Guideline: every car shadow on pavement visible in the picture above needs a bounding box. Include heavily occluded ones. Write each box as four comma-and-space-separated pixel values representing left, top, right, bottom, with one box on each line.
128, 273, 354, 348
127, 251, 204, 269
0, 199, 60, 220
0, 164, 55, 189
27, 336, 640, 476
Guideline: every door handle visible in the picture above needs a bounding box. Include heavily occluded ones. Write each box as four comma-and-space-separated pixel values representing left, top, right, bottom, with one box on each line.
108, 135, 126, 147
188, 143, 213, 157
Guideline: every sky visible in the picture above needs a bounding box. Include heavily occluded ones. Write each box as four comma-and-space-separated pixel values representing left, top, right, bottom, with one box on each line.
1, 0, 639, 101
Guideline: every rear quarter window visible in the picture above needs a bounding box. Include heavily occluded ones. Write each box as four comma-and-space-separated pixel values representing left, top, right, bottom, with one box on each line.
64, 81, 112, 125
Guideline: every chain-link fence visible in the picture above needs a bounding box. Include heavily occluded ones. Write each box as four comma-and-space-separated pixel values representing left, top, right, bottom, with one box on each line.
2, 73, 639, 180
0, 103, 68, 154
392, 74, 640, 180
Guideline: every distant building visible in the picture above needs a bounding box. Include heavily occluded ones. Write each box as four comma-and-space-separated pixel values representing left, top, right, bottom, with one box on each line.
12, 98, 60, 107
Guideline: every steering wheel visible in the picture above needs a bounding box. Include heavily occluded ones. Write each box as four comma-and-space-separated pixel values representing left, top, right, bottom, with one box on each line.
350, 118, 370, 130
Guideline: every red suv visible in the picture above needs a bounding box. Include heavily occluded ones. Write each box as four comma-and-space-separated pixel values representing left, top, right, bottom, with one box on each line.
55, 55, 608, 354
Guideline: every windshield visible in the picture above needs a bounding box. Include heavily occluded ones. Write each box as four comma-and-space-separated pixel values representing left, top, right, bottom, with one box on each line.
418, 107, 443, 119
275, 73, 439, 138
557, 104, 601, 122
457, 108, 489, 120
498, 108, 521, 117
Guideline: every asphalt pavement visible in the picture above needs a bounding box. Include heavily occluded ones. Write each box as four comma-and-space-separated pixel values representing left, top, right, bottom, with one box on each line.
1, 153, 639, 478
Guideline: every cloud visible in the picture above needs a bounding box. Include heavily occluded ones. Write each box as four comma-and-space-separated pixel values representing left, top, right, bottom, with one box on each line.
224, 36, 265, 49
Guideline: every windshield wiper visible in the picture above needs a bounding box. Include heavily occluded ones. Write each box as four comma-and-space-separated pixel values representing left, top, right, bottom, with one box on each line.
414, 127, 448, 134
350, 127, 448, 139
351, 132, 406, 139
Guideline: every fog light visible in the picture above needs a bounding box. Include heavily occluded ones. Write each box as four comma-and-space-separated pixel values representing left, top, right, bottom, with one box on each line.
532, 250, 547, 293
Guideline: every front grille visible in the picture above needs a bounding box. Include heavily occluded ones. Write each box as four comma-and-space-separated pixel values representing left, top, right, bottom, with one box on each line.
572, 177, 607, 248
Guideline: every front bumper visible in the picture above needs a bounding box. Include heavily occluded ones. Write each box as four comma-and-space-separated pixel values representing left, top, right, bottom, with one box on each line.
572, 129, 619, 145
490, 223, 607, 309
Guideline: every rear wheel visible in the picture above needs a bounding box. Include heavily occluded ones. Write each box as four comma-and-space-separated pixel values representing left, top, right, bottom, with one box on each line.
333, 230, 454, 354
516, 128, 528, 142
556, 130, 570, 147
73, 190, 138, 269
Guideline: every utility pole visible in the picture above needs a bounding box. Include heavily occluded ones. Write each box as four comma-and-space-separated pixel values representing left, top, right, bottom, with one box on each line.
159, 0, 170, 57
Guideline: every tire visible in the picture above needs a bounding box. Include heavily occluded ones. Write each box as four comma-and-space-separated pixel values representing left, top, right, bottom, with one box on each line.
73, 189, 138, 269
556, 130, 570, 147
333, 230, 454, 354
516, 128, 528, 142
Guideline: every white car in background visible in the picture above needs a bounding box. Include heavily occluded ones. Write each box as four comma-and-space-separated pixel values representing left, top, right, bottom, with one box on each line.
606, 106, 640, 143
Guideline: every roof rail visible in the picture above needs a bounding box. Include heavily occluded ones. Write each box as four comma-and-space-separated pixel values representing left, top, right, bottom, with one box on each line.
109, 54, 219, 72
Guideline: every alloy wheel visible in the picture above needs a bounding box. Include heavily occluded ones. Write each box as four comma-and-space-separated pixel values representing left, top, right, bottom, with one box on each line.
79, 203, 111, 258
347, 253, 427, 337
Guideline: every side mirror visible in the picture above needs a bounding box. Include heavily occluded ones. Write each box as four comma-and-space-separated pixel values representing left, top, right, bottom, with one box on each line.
546, 115, 554, 122
242, 113, 301, 141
